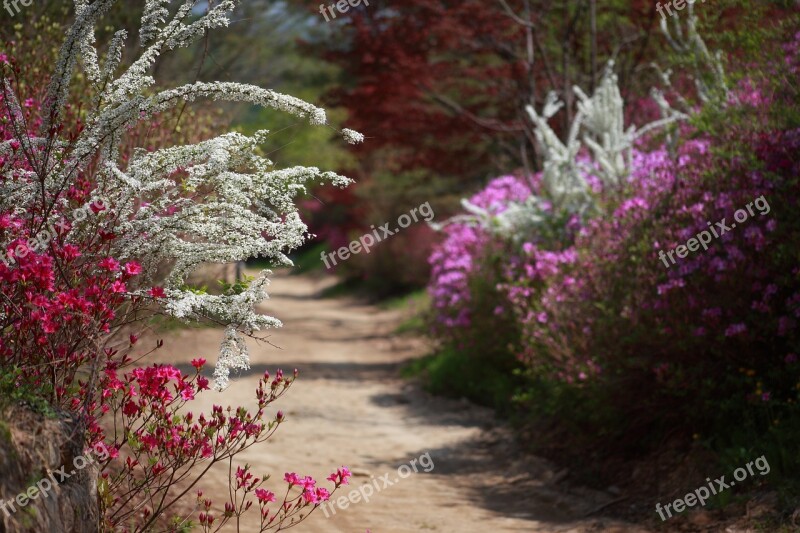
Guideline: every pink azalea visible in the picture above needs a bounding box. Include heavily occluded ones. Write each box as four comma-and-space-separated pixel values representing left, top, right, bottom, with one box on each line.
99, 257, 120, 272
111, 280, 127, 293
123, 261, 142, 275
148, 286, 166, 298
255, 488, 276, 503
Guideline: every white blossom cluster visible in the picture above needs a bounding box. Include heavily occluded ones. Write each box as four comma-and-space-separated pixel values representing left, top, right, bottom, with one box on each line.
440, 62, 688, 242
0, 0, 363, 390
440, 7, 730, 243
658, 2, 729, 107
523, 62, 688, 217
435, 63, 685, 241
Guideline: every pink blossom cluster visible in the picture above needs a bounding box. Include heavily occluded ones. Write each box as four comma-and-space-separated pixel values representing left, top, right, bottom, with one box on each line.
427, 175, 532, 330
427, 65, 800, 415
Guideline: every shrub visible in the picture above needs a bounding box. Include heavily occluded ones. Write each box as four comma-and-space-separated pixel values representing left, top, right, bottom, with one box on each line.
0, 1, 361, 529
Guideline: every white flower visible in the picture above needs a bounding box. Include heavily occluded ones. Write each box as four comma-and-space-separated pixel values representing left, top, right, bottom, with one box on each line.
2, 0, 364, 390
341, 128, 365, 145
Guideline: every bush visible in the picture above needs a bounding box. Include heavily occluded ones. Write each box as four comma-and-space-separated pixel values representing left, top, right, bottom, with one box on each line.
424, 21, 800, 498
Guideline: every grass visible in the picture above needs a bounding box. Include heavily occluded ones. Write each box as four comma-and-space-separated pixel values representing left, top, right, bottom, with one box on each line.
402, 345, 522, 415
287, 242, 328, 275
379, 289, 429, 334
0, 367, 57, 418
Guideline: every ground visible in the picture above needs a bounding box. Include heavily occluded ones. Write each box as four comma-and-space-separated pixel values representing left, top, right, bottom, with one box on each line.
144, 270, 653, 533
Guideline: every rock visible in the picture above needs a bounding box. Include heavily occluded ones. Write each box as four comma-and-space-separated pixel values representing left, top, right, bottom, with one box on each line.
0, 406, 98, 533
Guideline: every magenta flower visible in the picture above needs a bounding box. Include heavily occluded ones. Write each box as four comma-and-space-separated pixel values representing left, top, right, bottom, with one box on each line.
255, 488, 276, 503
327, 466, 351, 485
724, 323, 747, 337
99, 257, 120, 272
111, 280, 127, 293
123, 261, 142, 275
148, 286, 166, 298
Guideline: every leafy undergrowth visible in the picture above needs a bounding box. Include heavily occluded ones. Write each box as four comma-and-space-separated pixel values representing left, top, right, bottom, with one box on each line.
402, 347, 524, 416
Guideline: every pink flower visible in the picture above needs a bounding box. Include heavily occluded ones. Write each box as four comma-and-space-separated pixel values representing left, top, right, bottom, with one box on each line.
61, 244, 81, 261
201, 443, 213, 458
124, 261, 142, 275
255, 488, 276, 503
236, 466, 254, 489
180, 387, 195, 401
191, 358, 207, 370
148, 286, 166, 298
122, 401, 139, 416
327, 466, 351, 485
111, 280, 127, 293
99, 257, 120, 272
284, 472, 300, 486
724, 323, 747, 337
302, 489, 321, 504
299, 476, 316, 491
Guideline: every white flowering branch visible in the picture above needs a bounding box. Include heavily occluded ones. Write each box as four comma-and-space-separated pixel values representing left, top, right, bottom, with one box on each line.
659, 2, 730, 106
436, 62, 688, 242
1, 0, 364, 390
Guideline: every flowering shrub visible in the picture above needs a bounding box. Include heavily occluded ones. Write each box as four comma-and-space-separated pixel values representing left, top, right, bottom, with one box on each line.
426, 19, 800, 465
428, 175, 531, 331
1, 1, 362, 529
95, 362, 351, 531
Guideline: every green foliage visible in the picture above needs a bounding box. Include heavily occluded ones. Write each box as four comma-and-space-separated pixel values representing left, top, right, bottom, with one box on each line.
0, 367, 55, 417
287, 242, 328, 275
403, 345, 523, 415
380, 289, 430, 334
218, 274, 254, 296
406, 242, 526, 413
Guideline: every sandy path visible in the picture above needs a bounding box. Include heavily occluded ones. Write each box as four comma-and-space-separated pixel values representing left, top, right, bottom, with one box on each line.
149, 271, 648, 533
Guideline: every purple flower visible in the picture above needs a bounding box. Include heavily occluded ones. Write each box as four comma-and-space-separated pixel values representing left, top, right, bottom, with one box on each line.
724, 323, 748, 337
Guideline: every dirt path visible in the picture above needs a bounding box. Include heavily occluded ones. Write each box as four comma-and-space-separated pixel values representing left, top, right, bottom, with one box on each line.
150, 271, 648, 533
